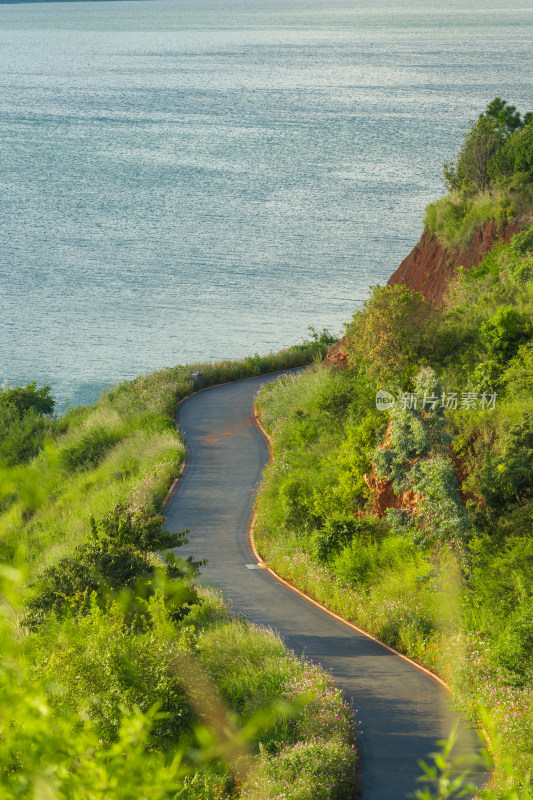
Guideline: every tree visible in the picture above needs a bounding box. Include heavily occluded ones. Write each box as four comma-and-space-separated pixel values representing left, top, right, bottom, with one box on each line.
0, 383, 55, 466
344, 284, 436, 388
0, 381, 55, 417
443, 98, 533, 193
444, 115, 504, 193
485, 97, 524, 135
25, 503, 201, 628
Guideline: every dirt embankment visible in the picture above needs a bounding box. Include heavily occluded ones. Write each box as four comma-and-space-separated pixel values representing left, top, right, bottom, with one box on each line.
387, 219, 523, 304
325, 218, 524, 369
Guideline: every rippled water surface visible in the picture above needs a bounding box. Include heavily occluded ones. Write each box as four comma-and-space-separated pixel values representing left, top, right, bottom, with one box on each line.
1, 0, 532, 406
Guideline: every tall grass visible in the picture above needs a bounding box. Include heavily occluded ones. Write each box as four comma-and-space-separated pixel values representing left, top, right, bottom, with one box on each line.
424, 190, 516, 251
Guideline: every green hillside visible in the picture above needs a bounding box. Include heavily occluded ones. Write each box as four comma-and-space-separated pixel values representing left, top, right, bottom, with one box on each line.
0, 339, 357, 800
255, 226, 533, 797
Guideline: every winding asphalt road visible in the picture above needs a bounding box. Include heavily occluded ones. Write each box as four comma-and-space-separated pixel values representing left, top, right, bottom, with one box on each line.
164, 371, 481, 799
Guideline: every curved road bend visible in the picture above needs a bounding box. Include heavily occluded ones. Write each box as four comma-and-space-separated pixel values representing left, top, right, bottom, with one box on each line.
164, 372, 481, 800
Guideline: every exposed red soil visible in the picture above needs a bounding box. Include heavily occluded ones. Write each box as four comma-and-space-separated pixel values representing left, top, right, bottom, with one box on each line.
364, 453, 478, 519
364, 471, 421, 518
325, 218, 525, 368
387, 219, 524, 305
362, 422, 480, 517
323, 339, 349, 369
324, 217, 524, 511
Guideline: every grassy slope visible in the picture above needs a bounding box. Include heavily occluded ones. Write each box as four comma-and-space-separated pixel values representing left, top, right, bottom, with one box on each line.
1, 341, 357, 800
255, 229, 533, 797
0, 344, 325, 578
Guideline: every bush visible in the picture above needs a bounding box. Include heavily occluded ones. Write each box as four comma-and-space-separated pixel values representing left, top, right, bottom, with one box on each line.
0, 381, 55, 417
245, 739, 355, 800
25, 503, 199, 627
0, 406, 49, 466
478, 413, 533, 508
479, 307, 531, 360
31, 601, 194, 746
333, 534, 412, 587
344, 284, 436, 388
313, 514, 360, 563
0, 382, 55, 466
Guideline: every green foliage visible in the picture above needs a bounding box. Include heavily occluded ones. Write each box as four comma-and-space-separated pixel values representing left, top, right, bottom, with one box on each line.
0, 344, 321, 579
344, 284, 436, 387
0, 382, 55, 466
509, 222, 533, 257
247, 738, 355, 800
444, 114, 505, 193
485, 97, 529, 133
0, 405, 49, 466
59, 425, 124, 471
502, 341, 533, 398
373, 370, 469, 548
333, 532, 411, 587
0, 381, 55, 417
429, 99, 533, 250
424, 190, 517, 251
313, 514, 360, 562
479, 307, 531, 359
1, 558, 356, 800
476, 413, 533, 509
24, 503, 199, 627
31, 599, 195, 747
421, 226, 533, 396
443, 98, 532, 194
412, 725, 481, 800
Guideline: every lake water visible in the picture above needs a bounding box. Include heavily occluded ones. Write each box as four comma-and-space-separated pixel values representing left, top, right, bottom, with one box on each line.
1, 0, 532, 408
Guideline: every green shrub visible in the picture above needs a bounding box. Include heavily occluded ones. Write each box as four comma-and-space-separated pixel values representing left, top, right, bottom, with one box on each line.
313, 514, 360, 562
479, 307, 531, 359
0, 381, 54, 417
245, 739, 355, 800
24, 503, 199, 627
333, 534, 413, 587
477, 413, 533, 509
31, 600, 194, 747
344, 284, 436, 387
509, 223, 533, 257
494, 597, 533, 684
0, 382, 56, 466
60, 426, 124, 471
0, 406, 49, 466
502, 342, 533, 398
278, 475, 313, 529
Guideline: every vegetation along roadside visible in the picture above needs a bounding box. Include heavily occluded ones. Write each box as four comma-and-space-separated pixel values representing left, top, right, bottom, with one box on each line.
254, 101, 533, 799
1, 331, 358, 800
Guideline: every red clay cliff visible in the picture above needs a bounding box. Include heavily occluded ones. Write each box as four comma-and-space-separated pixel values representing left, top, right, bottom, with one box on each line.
387, 219, 523, 305
325, 218, 524, 368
